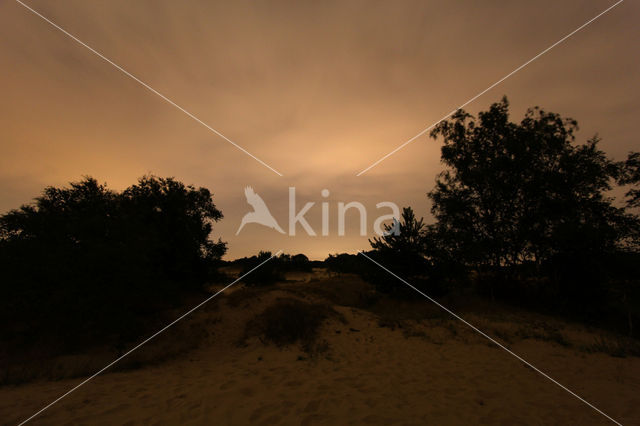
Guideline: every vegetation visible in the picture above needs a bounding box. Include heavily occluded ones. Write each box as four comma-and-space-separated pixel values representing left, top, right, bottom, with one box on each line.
360, 97, 640, 335
324, 252, 364, 274
427, 98, 635, 271
1, 96, 639, 384
243, 298, 341, 354
619, 151, 640, 209
0, 176, 226, 366
237, 251, 313, 286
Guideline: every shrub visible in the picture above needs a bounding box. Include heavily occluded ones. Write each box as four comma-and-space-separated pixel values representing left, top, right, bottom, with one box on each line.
236, 252, 313, 287
244, 298, 340, 352
324, 253, 364, 274
366, 207, 454, 297
0, 176, 226, 365
281, 253, 313, 272
240, 251, 284, 286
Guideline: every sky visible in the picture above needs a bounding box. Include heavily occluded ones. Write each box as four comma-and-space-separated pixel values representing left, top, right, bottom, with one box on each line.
1, 0, 638, 260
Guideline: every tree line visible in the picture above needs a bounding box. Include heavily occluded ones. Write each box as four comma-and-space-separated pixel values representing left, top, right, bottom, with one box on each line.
1, 96, 639, 370
0, 176, 226, 363
364, 97, 640, 333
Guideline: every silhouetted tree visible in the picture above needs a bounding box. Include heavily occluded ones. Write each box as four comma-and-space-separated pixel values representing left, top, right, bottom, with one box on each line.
428, 97, 631, 269
370, 207, 425, 255
240, 251, 283, 286
427, 97, 638, 310
236, 252, 313, 287
620, 152, 640, 208
120, 176, 226, 286
0, 176, 226, 360
366, 207, 442, 295
288, 253, 312, 272
324, 253, 363, 275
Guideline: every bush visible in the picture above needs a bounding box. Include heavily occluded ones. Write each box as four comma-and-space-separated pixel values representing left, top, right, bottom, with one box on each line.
244, 298, 340, 353
360, 250, 452, 298
280, 253, 313, 272
365, 207, 455, 298
0, 176, 226, 365
239, 251, 284, 286
238, 252, 314, 286
324, 253, 364, 274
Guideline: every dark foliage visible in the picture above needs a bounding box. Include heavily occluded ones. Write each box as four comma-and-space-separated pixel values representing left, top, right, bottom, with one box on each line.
355, 207, 462, 298
244, 298, 339, 352
237, 251, 313, 286
0, 176, 226, 363
281, 253, 313, 272
357, 98, 640, 333
367, 207, 446, 296
619, 151, 640, 208
428, 97, 633, 270
422, 97, 640, 328
239, 251, 283, 286
324, 253, 365, 274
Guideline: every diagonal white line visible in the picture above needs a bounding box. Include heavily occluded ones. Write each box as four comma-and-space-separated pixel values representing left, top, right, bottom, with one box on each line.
18, 250, 283, 425
358, 251, 623, 425
14, 0, 283, 177
356, 0, 624, 176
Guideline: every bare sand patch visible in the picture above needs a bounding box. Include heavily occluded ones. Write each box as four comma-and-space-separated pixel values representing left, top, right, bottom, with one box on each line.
2, 273, 639, 425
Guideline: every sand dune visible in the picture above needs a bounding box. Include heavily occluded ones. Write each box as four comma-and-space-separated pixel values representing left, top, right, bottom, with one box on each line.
2, 273, 639, 425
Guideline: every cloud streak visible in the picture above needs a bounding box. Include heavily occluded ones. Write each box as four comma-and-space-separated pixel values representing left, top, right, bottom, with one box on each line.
1, 0, 637, 258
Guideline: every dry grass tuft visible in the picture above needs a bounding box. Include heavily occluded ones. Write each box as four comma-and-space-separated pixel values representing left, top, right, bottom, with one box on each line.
243, 298, 344, 356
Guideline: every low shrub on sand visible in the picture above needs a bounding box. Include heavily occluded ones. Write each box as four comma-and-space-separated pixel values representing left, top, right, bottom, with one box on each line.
244, 298, 342, 353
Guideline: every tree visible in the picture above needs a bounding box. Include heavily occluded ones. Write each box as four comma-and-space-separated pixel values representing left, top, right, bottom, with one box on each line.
367, 207, 440, 295
0, 176, 226, 359
620, 152, 640, 208
120, 176, 227, 285
427, 97, 632, 276
241, 251, 283, 286
370, 207, 425, 256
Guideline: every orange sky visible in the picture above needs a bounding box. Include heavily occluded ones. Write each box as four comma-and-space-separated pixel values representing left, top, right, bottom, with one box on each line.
1, 0, 638, 259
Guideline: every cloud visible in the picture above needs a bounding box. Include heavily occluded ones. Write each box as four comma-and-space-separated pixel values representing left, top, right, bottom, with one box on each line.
1, 0, 638, 258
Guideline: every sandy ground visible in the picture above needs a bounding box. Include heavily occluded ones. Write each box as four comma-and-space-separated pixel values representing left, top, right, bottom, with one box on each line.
1, 273, 639, 425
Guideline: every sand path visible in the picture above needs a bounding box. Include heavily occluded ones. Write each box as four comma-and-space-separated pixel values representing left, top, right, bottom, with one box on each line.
2, 286, 639, 425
